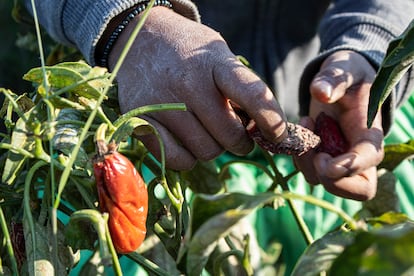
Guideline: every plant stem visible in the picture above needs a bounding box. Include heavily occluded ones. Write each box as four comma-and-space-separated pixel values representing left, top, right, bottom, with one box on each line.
0, 143, 35, 158
53, 75, 109, 96
213, 250, 244, 276
284, 196, 314, 245
0, 206, 19, 276
113, 103, 186, 128
50, 208, 59, 273
219, 159, 274, 181
69, 210, 113, 265
103, 213, 122, 275
127, 252, 170, 276
262, 151, 315, 244
280, 192, 359, 231
29, 0, 47, 82
23, 160, 48, 275
159, 178, 181, 210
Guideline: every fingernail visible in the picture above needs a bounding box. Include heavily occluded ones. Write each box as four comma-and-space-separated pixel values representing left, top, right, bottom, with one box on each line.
328, 153, 357, 177
314, 80, 332, 101
330, 164, 349, 177
335, 153, 357, 167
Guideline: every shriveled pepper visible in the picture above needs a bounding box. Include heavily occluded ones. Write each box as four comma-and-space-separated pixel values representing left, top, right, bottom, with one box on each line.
93, 141, 148, 254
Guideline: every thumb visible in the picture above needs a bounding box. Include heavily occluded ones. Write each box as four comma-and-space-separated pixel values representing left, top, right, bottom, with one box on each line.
310, 50, 371, 104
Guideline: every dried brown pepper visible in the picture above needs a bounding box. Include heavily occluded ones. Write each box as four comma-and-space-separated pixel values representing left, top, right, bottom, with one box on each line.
93, 141, 148, 254
234, 106, 321, 156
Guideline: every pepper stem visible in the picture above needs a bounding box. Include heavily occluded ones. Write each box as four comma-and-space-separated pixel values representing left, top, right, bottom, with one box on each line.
95, 123, 109, 156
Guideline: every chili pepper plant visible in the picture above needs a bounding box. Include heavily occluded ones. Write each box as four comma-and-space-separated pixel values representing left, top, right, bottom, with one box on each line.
1, 1, 414, 275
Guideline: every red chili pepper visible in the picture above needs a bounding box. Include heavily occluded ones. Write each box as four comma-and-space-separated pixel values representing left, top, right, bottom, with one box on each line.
314, 112, 349, 157
93, 142, 148, 254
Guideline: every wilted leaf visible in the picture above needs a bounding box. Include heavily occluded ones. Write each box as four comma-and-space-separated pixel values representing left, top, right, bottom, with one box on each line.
53, 109, 92, 176
2, 114, 34, 184
0, 89, 35, 123
16, 94, 36, 112
379, 140, 414, 170
23, 61, 111, 100
24, 217, 80, 275
291, 230, 355, 276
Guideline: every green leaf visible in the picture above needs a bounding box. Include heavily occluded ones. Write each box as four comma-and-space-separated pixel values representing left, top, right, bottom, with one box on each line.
382, 20, 414, 67
291, 230, 356, 276
110, 117, 154, 144
330, 221, 414, 275
65, 215, 98, 251
367, 212, 411, 227
379, 140, 414, 171
182, 161, 224, 194
361, 170, 400, 217
185, 192, 276, 276
368, 20, 414, 127
23, 61, 111, 100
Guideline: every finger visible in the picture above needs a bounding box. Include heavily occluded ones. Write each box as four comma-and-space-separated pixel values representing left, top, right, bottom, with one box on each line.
213, 59, 287, 143
319, 141, 383, 179
310, 68, 351, 104
314, 153, 378, 201
294, 151, 319, 185
188, 86, 255, 156
150, 111, 225, 162
317, 112, 384, 178
136, 116, 197, 170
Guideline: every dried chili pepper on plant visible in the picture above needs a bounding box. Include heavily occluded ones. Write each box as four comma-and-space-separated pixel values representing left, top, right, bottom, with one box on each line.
93, 139, 148, 254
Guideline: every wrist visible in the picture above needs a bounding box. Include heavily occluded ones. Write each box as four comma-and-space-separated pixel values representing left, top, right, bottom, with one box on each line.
95, 0, 173, 68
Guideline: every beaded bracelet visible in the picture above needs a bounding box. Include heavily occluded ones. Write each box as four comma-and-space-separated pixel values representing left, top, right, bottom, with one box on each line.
97, 0, 173, 67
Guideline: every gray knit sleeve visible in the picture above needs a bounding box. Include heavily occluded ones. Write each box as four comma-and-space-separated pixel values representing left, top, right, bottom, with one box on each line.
25, 0, 200, 64
299, 0, 414, 133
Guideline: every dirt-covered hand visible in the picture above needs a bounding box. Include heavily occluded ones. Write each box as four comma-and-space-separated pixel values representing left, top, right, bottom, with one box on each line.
294, 50, 384, 201
108, 7, 287, 170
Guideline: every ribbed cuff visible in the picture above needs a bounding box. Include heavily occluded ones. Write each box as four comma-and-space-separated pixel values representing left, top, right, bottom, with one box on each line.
319, 13, 399, 66
61, 0, 200, 64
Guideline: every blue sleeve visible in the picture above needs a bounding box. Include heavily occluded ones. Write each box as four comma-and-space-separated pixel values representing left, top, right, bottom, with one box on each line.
24, 0, 199, 64
299, 0, 414, 132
